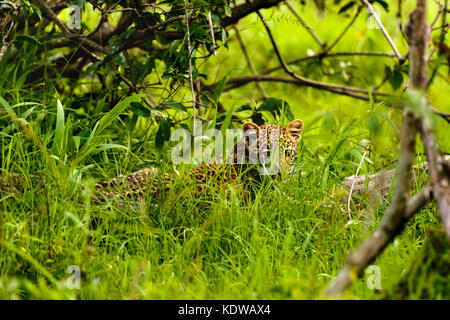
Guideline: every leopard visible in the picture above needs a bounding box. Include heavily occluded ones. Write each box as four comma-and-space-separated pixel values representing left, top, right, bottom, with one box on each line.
0, 119, 304, 204
93, 119, 304, 204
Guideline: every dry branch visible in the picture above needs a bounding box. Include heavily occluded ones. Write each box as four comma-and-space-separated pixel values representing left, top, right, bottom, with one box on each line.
203, 74, 392, 101
262, 51, 397, 75
183, 0, 197, 130
233, 26, 268, 99
324, 106, 421, 298
222, 0, 285, 27
405, 0, 450, 237
419, 121, 450, 235
361, 0, 403, 61
324, 185, 433, 297
284, 2, 325, 49
324, 0, 450, 298
326, 5, 362, 53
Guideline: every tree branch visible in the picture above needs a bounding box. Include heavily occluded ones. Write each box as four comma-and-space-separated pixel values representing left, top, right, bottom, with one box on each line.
324, 0, 445, 298
183, 0, 197, 130
222, 0, 285, 27
203, 74, 392, 101
233, 26, 267, 99
361, 0, 404, 61
324, 185, 434, 297
261, 51, 397, 75
284, 1, 325, 49
406, 0, 450, 236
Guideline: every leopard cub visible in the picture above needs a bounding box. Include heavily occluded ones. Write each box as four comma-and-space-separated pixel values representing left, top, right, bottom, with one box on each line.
95, 119, 304, 202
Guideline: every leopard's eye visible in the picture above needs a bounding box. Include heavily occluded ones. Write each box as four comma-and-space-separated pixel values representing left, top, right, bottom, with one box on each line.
285, 149, 293, 157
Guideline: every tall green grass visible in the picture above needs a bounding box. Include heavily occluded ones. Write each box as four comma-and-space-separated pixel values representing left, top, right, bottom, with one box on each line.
0, 1, 449, 300
0, 107, 447, 299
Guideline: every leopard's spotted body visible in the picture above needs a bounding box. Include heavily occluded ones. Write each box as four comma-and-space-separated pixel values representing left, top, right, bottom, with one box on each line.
94, 120, 304, 203
0, 120, 304, 203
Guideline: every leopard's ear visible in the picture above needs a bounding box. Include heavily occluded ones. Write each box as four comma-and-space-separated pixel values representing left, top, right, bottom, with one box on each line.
242, 122, 260, 150
286, 119, 304, 143
242, 122, 260, 134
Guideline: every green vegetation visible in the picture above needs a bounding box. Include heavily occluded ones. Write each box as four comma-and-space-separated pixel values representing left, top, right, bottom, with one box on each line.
0, 0, 449, 299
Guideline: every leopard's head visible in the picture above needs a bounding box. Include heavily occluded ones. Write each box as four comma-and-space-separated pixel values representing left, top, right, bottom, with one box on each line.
241, 119, 304, 175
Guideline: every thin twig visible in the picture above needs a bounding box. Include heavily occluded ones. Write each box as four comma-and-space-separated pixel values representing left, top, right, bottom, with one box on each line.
183, 0, 197, 132
361, 0, 404, 61
0, 20, 14, 63
284, 1, 325, 49
209, 74, 393, 100
207, 11, 217, 56
255, 9, 373, 100
394, 0, 403, 42
233, 26, 268, 99
347, 143, 370, 223
325, 0, 438, 297
262, 51, 397, 75
326, 5, 363, 53
0, 1, 18, 10
324, 185, 433, 297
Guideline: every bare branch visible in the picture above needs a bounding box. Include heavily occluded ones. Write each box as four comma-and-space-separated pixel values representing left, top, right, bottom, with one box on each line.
262, 51, 397, 75
324, 185, 433, 297
255, 9, 365, 99
34, 0, 112, 55
324, 0, 445, 298
207, 11, 217, 56
183, 0, 197, 131
222, 0, 285, 27
361, 0, 404, 61
409, 0, 450, 234
203, 74, 394, 101
419, 120, 450, 235
326, 5, 363, 53
405, 1, 431, 89
233, 26, 267, 99
284, 2, 325, 49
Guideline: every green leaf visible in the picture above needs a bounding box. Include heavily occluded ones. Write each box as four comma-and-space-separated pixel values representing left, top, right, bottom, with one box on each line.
73, 136, 81, 152
52, 99, 65, 156
167, 102, 187, 113
0, 95, 14, 113
14, 35, 44, 51
224, 6, 232, 17
370, 0, 389, 12
70, 0, 86, 8
96, 143, 128, 152
155, 116, 171, 148
213, 75, 229, 102
338, 1, 356, 14
220, 104, 235, 139
130, 102, 151, 117
70, 94, 144, 168
128, 113, 139, 133
258, 97, 293, 121
389, 67, 404, 90
96, 94, 145, 136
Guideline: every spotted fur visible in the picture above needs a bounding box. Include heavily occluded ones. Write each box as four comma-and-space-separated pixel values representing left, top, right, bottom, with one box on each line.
95, 119, 304, 203
0, 120, 304, 203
